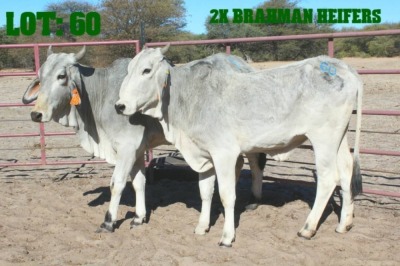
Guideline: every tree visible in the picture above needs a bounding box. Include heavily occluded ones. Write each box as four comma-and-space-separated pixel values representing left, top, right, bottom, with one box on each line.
0, 27, 16, 69
335, 23, 400, 58
100, 0, 186, 42
206, 0, 335, 61
46, 0, 99, 42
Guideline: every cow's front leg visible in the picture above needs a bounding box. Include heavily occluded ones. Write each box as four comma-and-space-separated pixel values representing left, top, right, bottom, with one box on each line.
130, 156, 147, 227
97, 151, 136, 233
212, 150, 240, 247
195, 168, 216, 235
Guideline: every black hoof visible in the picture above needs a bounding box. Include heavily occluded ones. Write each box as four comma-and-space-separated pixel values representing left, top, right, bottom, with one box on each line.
218, 236, 235, 247
245, 203, 259, 211
193, 227, 210, 234
245, 195, 260, 211
346, 224, 354, 231
130, 220, 143, 228
96, 222, 114, 233
297, 231, 315, 240
336, 224, 354, 234
130, 214, 146, 228
218, 242, 233, 248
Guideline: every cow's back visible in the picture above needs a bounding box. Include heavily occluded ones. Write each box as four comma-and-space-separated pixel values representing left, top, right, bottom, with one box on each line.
169, 56, 361, 153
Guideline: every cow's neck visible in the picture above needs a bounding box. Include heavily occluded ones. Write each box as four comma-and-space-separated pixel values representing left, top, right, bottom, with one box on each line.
70, 65, 118, 163
157, 67, 192, 146
157, 66, 177, 144
76, 65, 107, 121
157, 66, 214, 173
161, 66, 193, 126
69, 65, 110, 160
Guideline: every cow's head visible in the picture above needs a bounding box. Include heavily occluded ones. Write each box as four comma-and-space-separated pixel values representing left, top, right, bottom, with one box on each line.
115, 44, 171, 119
22, 46, 86, 127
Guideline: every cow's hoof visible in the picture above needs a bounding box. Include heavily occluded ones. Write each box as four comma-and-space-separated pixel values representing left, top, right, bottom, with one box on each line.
130, 215, 146, 228
96, 222, 114, 233
297, 229, 316, 240
335, 223, 353, 234
130, 220, 143, 228
244, 202, 259, 211
194, 225, 210, 235
245, 195, 260, 211
218, 242, 232, 248
218, 236, 235, 247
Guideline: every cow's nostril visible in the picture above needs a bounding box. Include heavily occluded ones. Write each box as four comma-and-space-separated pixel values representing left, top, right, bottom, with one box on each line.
115, 103, 126, 114
31, 111, 43, 122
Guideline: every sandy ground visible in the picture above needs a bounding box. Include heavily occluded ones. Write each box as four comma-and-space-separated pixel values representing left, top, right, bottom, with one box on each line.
0, 57, 399, 265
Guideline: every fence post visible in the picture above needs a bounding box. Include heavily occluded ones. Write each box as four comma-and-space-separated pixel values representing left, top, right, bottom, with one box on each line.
39, 123, 47, 165
135, 41, 141, 55
328, 38, 334, 57
33, 44, 47, 165
33, 44, 40, 74
226, 44, 231, 54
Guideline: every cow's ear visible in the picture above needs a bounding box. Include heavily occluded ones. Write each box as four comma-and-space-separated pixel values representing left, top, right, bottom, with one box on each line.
22, 78, 40, 104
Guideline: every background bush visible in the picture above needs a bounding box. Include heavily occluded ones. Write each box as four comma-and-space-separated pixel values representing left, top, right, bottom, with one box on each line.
0, 0, 399, 69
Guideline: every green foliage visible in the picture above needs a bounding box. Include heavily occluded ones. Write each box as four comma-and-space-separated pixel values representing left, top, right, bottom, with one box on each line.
367, 37, 395, 57
0, 28, 13, 69
0, 0, 399, 69
96, 0, 188, 64
46, 0, 99, 41
100, 0, 186, 42
335, 23, 400, 58
206, 0, 336, 61
0, 27, 35, 69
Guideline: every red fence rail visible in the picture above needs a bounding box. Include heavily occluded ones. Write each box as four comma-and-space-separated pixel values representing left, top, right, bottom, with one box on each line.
0, 31, 399, 198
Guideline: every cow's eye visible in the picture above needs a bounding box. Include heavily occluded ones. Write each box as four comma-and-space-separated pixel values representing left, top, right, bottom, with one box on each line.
142, 68, 151, 75
58, 74, 66, 80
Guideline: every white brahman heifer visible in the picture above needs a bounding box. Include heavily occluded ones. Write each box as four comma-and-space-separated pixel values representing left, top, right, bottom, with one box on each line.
116, 45, 363, 247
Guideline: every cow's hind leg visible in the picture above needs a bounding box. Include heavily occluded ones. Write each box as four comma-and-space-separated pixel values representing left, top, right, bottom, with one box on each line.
212, 150, 240, 247
298, 134, 341, 239
130, 156, 147, 227
335, 135, 355, 233
195, 168, 216, 235
245, 153, 265, 211
97, 151, 137, 233
235, 155, 244, 183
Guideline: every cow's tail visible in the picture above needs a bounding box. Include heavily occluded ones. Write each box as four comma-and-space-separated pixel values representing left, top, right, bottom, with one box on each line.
351, 79, 363, 198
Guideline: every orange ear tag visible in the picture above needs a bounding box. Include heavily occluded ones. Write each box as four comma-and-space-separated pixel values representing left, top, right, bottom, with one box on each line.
70, 88, 81, 106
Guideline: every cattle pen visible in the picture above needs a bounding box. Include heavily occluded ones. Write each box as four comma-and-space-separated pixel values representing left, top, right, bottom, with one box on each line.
0, 29, 399, 199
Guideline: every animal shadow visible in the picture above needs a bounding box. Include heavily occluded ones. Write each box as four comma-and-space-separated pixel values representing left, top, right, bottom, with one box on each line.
237, 170, 341, 231
82, 166, 342, 233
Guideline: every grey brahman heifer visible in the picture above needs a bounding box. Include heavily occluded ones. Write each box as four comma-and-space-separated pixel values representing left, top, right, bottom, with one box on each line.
115, 45, 363, 247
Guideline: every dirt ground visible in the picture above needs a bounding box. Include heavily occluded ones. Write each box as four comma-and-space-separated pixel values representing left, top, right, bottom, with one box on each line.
0, 57, 399, 265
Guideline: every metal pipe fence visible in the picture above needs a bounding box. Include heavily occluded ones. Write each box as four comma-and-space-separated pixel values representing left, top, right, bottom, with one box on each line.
0, 31, 399, 198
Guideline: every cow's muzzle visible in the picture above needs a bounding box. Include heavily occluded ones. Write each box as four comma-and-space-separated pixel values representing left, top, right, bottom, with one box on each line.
31, 111, 43, 122
115, 103, 126, 114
